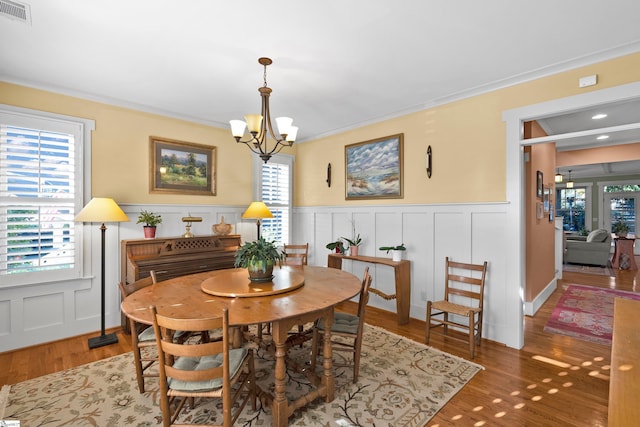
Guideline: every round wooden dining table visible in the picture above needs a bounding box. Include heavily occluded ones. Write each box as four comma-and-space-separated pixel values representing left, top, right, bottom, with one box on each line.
120, 265, 362, 427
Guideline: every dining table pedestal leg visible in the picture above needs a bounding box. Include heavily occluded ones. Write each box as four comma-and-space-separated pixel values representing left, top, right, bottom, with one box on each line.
270, 308, 335, 427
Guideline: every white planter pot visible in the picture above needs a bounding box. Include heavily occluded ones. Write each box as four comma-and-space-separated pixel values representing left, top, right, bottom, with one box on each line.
392, 250, 403, 262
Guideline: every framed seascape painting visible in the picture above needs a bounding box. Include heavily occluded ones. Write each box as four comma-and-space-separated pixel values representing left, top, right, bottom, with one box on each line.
150, 136, 216, 196
345, 133, 404, 200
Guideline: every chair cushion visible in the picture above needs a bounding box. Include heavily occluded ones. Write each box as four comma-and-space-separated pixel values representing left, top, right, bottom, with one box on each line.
168, 347, 248, 392
317, 312, 360, 335
138, 326, 156, 342
587, 229, 610, 242
138, 327, 189, 343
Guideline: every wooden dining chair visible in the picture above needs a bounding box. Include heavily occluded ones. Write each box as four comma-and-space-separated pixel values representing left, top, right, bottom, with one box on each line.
118, 274, 161, 393
283, 243, 309, 266
150, 305, 256, 427
310, 267, 372, 383
425, 257, 488, 359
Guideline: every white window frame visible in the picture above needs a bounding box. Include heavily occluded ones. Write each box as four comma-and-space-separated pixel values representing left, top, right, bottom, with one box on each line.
555, 182, 593, 232
253, 153, 293, 246
0, 104, 93, 286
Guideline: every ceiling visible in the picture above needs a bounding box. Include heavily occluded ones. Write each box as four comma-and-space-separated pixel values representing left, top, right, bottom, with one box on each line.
2, 1, 640, 167
537, 98, 640, 179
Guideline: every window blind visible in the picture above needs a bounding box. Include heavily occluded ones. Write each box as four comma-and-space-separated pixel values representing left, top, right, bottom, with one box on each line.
1, 118, 80, 283
260, 159, 290, 246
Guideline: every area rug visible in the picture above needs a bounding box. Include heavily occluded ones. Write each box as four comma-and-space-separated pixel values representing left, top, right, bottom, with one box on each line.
0, 324, 482, 426
562, 262, 615, 276
544, 284, 640, 345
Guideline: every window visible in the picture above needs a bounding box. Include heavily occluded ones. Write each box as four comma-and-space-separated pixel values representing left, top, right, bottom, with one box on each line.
0, 106, 92, 286
604, 184, 640, 235
255, 154, 292, 247
555, 187, 587, 232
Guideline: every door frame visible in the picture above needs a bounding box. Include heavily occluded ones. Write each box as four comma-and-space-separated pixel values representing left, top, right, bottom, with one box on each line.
503, 81, 640, 349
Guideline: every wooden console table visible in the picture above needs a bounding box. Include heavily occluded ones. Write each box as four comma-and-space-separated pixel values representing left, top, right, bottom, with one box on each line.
608, 298, 640, 426
327, 253, 410, 325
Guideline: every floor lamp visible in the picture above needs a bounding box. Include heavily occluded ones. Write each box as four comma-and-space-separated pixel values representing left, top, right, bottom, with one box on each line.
75, 197, 129, 349
242, 201, 273, 240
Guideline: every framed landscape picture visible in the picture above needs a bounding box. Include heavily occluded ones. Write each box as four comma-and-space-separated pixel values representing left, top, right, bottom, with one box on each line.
150, 136, 216, 195
345, 133, 404, 200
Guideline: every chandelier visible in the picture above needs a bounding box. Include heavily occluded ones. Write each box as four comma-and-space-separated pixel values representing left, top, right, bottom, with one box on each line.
229, 57, 298, 163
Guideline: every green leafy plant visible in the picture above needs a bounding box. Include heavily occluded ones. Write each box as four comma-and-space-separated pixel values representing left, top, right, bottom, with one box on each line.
326, 239, 345, 253
379, 243, 406, 253
342, 234, 362, 248
136, 210, 162, 227
342, 221, 362, 248
234, 237, 283, 268
612, 221, 630, 235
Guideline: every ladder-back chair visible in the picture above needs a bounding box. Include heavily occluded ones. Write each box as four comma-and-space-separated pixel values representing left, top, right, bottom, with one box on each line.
150, 305, 256, 427
425, 257, 488, 359
282, 243, 309, 266
310, 267, 372, 383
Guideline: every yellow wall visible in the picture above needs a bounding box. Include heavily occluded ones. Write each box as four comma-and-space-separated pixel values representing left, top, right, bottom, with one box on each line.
295, 52, 640, 206
0, 82, 257, 205
2, 52, 639, 208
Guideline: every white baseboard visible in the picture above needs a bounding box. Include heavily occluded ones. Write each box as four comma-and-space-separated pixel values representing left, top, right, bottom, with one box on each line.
524, 279, 557, 316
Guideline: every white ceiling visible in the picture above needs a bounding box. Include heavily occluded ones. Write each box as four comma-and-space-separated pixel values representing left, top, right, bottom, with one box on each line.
2, 1, 640, 163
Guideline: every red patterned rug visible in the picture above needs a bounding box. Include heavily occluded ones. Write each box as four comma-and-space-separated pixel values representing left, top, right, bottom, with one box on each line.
544, 284, 640, 345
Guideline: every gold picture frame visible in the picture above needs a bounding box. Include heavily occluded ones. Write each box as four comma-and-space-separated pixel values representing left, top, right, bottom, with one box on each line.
345, 133, 404, 200
149, 136, 216, 196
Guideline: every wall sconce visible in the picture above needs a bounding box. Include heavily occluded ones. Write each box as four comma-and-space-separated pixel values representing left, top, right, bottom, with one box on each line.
326, 163, 332, 187
182, 216, 202, 238
426, 146, 432, 178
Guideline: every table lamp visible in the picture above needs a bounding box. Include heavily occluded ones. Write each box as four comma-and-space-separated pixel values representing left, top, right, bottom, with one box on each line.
75, 197, 129, 349
242, 201, 273, 240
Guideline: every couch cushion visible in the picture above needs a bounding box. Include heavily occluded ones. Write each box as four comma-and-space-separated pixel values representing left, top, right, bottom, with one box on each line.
587, 229, 610, 243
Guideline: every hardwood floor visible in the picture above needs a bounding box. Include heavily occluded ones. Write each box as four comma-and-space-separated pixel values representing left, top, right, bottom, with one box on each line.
2, 264, 638, 426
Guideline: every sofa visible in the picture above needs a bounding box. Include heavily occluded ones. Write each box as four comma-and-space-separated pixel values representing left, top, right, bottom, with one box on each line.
564, 229, 612, 267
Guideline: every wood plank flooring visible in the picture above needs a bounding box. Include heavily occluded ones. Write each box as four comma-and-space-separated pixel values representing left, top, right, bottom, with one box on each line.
1, 264, 638, 426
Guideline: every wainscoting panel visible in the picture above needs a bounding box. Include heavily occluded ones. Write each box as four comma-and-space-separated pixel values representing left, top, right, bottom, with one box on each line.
0, 203, 247, 352
294, 202, 516, 347
23, 292, 64, 331
0, 300, 10, 335
1, 202, 521, 352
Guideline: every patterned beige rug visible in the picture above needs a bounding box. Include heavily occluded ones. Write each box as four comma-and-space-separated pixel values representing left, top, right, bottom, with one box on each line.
1, 324, 482, 426
563, 262, 616, 276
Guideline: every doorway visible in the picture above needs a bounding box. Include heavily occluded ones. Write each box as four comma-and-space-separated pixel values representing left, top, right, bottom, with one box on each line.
503, 81, 640, 349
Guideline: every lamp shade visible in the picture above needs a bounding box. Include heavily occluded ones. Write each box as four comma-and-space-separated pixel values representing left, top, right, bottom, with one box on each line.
242, 201, 273, 219
554, 172, 563, 183
75, 197, 130, 223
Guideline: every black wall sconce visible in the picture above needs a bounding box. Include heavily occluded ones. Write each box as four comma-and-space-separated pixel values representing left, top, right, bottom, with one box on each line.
426, 145, 432, 178
326, 163, 332, 187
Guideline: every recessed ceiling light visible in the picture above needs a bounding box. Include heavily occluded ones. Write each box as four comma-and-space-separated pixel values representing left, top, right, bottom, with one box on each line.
597, 135, 609, 140
592, 113, 607, 120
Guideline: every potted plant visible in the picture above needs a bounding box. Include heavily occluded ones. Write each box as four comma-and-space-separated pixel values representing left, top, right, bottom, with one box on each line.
234, 237, 283, 281
379, 243, 406, 261
342, 233, 363, 256
326, 239, 345, 254
612, 221, 630, 238
137, 210, 162, 239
